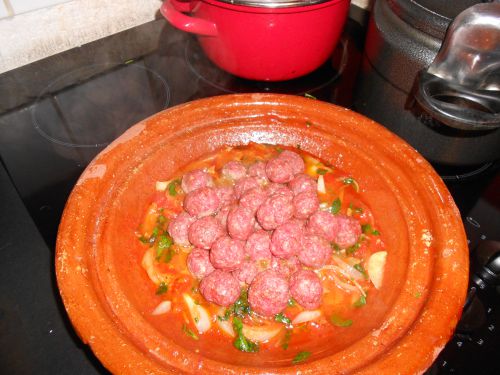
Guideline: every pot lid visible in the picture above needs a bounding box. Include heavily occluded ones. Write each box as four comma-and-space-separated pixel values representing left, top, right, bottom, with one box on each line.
213, 0, 331, 8
387, 0, 485, 39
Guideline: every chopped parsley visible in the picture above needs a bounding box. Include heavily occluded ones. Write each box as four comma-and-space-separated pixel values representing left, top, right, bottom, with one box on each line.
331, 198, 342, 214
316, 168, 328, 175
354, 294, 367, 308
182, 324, 199, 340
292, 351, 311, 364
346, 242, 361, 255
287, 298, 296, 307
167, 179, 181, 196
274, 313, 291, 325
330, 314, 353, 327
155, 282, 168, 295
231, 290, 251, 318
233, 317, 259, 353
353, 263, 368, 279
362, 223, 380, 235
281, 329, 292, 350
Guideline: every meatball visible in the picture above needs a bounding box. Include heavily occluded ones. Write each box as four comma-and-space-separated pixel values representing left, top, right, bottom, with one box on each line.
279, 150, 305, 175
306, 210, 339, 242
245, 230, 272, 261
187, 248, 215, 279
270, 220, 304, 259
215, 204, 232, 229
248, 270, 290, 317
293, 191, 320, 219
266, 183, 294, 198
288, 174, 317, 195
210, 236, 245, 271
222, 161, 247, 181
167, 212, 196, 247
181, 169, 213, 193
232, 260, 258, 285
270, 256, 301, 279
289, 269, 323, 309
188, 216, 224, 249
334, 214, 362, 248
216, 185, 236, 206
199, 270, 240, 306
256, 194, 294, 230
184, 187, 220, 217
239, 186, 267, 214
265, 157, 295, 183
227, 206, 255, 241
234, 177, 261, 199
248, 161, 268, 181
297, 234, 331, 268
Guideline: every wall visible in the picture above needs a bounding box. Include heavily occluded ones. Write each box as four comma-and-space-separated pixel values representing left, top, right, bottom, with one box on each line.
0, 0, 371, 75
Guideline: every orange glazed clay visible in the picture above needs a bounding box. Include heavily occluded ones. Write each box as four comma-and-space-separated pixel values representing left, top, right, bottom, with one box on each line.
56, 94, 468, 374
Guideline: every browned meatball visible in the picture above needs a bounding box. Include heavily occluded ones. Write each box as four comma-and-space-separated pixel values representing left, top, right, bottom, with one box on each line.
227, 205, 255, 241
297, 234, 331, 268
210, 236, 245, 271
232, 260, 258, 285
256, 194, 294, 230
306, 210, 339, 242
199, 270, 240, 306
245, 230, 272, 261
248, 270, 289, 317
187, 248, 215, 279
288, 174, 317, 195
167, 211, 196, 247
270, 220, 304, 259
222, 161, 247, 180
188, 216, 224, 249
293, 191, 320, 219
265, 157, 295, 183
239, 186, 267, 214
333, 214, 362, 248
181, 169, 213, 193
184, 187, 220, 217
289, 269, 323, 309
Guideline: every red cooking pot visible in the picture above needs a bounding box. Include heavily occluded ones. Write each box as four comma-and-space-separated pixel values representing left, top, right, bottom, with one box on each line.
160, 0, 350, 81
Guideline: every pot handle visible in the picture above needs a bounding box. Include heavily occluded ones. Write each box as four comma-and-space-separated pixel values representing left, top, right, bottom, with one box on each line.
160, 0, 217, 37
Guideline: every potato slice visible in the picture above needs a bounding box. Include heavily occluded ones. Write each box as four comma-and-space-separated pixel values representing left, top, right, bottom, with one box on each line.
367, 251, 388, 289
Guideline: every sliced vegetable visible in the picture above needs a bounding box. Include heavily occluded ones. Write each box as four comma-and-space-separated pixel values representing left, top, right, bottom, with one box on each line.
233, 317, 259, 352
155, 181, 168, 192
242, 323, 282, 343
317, 175, 326, 194
353, 263, 368, 279
291, 310, 321, 325
292, 351, 311, 364
183, 294, 211, 334
216, 308, 235, 337
152, 300, 172, 315
366, 251, 388, 289
330, 314, 353, 327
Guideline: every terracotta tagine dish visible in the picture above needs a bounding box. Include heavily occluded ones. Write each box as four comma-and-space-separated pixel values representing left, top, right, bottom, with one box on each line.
56, 93, 468, 374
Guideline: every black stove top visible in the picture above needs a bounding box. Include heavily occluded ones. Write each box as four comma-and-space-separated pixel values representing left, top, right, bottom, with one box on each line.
0, 17, 498, 375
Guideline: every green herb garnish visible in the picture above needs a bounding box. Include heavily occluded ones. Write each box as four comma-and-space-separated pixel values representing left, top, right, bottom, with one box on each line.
274, 313, 291, 325
292, 351, 311, 364
331, 198, 342, 214
217, 309, 232, 322
156, 282, 168, 295
342, 177, 360, 192
361, 223, 380, 235
331, 243, 341, 252
287, 298, 296, 307
156, 234, 174, 262
354, 294, 367, 308
167, 179, 180, 196
233, 317, 259, 353
232, 290, 251, 318
330, 314, 353, 327
353, 263, 368, 279
316, 168, 328, 175
182, 324, 199, 340
281, 329, 292, 350
346, 242, 361, 255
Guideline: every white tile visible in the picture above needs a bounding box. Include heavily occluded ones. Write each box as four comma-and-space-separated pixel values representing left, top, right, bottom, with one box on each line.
0, 2, 10, 18
10, 0, 71, 15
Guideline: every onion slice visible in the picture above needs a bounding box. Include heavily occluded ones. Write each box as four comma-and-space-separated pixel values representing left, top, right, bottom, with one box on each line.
183, 294, 211, 334
367, 251, 387, 289
292, 310, 321, 325
331, 255, 365, 281
216, 308, 235, 337
241, 324, 282, 343
152, 300, 172, 315
317, 175, 326, 194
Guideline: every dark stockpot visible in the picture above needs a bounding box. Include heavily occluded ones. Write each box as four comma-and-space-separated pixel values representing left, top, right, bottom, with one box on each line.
354, 0, 500, 166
